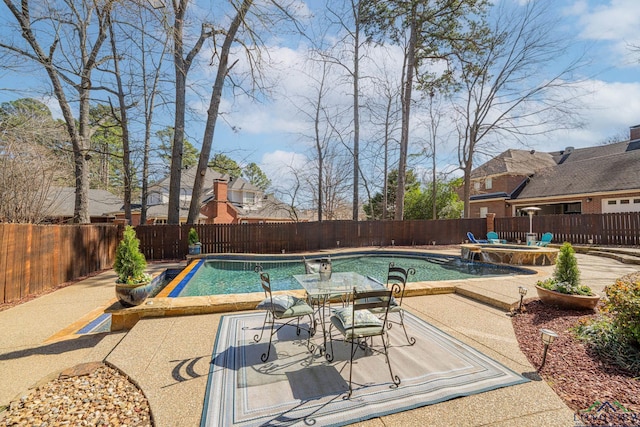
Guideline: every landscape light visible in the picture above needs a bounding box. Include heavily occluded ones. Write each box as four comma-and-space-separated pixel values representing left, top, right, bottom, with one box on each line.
539, 328, 558, 369
518, 286, 527, 313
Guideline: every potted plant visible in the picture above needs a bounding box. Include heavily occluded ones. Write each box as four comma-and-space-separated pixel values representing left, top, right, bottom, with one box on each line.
188, 227, 202, 255
535, 242, 600, 310
114, 225, 152, 307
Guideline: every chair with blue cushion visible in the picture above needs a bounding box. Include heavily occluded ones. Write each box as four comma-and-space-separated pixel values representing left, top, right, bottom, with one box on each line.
366, 263, 416, 345
486, 231, 507, 244
467, 231, 488, 244
326, 285, 400, 398
537, 232, 553, 247
253, 268, 315, 362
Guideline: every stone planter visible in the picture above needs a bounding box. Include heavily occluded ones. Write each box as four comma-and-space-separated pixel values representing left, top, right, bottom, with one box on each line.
535, 285, 600, 310
116, 282, 151, 307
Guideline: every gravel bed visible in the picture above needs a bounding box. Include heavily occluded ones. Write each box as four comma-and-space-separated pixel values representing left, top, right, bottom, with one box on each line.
1, 363, 151, 426
512, 273, 640, 426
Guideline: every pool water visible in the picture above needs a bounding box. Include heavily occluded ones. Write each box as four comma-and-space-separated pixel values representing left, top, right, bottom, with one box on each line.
175, 255, 525, 297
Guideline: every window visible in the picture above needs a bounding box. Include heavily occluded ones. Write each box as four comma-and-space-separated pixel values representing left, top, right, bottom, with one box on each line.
243, 192, 256, 205
634, 199, 640, 204
621, 199, 630, 204
608, 200, 617, 205
474, 182, 481, 191
480, 207, 488, 218
485, 178, 492, 190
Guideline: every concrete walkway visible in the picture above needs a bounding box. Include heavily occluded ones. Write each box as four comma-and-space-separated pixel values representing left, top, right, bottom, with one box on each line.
1, 249, 638, 426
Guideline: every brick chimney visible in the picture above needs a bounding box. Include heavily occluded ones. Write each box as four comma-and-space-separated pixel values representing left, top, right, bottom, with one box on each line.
630, 124, 640, 141
210, 178, 235, 223
213, 178, 228, 203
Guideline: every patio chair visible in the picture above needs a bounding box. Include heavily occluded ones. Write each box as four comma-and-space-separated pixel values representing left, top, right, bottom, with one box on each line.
366, 263, 417, 346
467, 231, 488, 244
537, 232, 553, 247
253, 268, 315, 362
486, 231, 507, 244
326, 285, 401, 398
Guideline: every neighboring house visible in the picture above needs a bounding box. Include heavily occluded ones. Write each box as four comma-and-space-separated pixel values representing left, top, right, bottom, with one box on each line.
128, 166, 297, 225
43, 187, 123, 223
466, 124, 640, 218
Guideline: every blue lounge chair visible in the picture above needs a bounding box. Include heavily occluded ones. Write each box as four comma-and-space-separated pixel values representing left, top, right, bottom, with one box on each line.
467, 232, 488, 244
537, 232, 553, 247
486, 231, 507, 244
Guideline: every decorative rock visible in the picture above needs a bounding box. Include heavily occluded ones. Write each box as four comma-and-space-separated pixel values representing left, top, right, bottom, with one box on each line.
1, 364, 151, 426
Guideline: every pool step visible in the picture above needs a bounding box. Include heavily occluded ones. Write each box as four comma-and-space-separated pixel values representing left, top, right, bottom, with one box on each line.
454, 283, 521, 311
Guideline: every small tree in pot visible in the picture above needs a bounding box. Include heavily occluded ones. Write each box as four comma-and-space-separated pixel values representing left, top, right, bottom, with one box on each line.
535, 242, 600, 310
188, 227, 202, 255
114, 226, 152, 307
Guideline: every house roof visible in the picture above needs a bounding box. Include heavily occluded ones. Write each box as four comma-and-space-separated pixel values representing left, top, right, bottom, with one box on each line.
44, 187, 123, 218
149, 166, 261, 196
517, 141, 640, 199
470, 149, 557, 178
236, 194, 297, 221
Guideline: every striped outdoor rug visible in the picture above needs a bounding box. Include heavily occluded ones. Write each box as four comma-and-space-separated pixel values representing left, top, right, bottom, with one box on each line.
201, 310, 527, 427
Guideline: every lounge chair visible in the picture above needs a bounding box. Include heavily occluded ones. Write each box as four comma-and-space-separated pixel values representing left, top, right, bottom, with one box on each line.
467, 232, 488, 244
537, 232, 553, 247
486, 231, 507, 244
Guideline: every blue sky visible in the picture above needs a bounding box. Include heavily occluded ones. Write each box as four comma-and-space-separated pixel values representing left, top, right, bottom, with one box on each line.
200, 0, 640, 183
2, 0, 640, 190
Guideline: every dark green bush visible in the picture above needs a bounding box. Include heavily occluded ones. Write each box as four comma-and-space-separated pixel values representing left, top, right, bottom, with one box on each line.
114, 226, 149, 285
188, 227, 200, 245
554, 242, 580, 287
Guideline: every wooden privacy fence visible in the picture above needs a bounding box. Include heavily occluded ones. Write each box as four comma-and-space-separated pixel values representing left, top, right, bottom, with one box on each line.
3, 212, 638, 304
0, 224, 121, 304
495, 212, 640, 246
135, 218, 487, 261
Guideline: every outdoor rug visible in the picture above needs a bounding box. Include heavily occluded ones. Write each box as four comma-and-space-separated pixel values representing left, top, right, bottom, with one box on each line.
201, 311, 528, 427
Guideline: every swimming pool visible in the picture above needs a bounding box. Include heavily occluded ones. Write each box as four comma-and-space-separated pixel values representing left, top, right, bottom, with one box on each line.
162, 251, 532, 297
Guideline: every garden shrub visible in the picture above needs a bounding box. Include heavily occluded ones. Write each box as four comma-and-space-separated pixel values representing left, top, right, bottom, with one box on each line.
554, 242, 580, 287
114, 225, 149, 285
573, 316, 640, 375
604, 279, 640, 346
573, 276, 640, 375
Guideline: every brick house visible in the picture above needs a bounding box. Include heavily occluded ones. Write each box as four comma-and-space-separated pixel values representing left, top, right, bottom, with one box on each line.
125, 166, 298, 225
467, 125, 640, 218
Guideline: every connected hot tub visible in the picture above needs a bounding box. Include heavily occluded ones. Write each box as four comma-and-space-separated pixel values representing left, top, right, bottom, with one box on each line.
461, 243, 558, 266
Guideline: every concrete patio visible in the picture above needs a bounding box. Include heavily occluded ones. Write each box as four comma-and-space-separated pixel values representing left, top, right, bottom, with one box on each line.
1, 247, 638, 426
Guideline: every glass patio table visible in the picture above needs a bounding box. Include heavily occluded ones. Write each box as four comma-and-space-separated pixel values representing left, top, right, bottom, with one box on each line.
293, 272, 385, 355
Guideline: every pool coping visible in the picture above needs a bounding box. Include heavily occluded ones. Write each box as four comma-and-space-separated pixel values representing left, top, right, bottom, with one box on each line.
104, 248, 544, 331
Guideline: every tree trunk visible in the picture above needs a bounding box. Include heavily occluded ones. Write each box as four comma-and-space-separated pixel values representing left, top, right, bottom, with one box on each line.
168, 1, 188, 225
395, 11, 417, 221
108, 18, 132, 223
187, 0, 254, 224
351, 1, 360, 221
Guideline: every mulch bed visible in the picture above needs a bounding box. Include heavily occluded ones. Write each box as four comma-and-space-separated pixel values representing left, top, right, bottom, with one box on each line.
512, 299, 640, 425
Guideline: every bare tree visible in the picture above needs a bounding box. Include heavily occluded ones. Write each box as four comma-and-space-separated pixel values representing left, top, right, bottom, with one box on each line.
0, 111, 68, 223
102, 2, 171, 224
1, 0, 114, 223
320, 0, 367, 221
361, 57, 403, 220
187, 0, 254, 224
361, 0, 489, 220
453, 0, 587, 217
167, 0, 213, 224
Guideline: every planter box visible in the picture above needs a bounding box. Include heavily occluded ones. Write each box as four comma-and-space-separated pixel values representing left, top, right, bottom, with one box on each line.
535, 285, 600, 310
